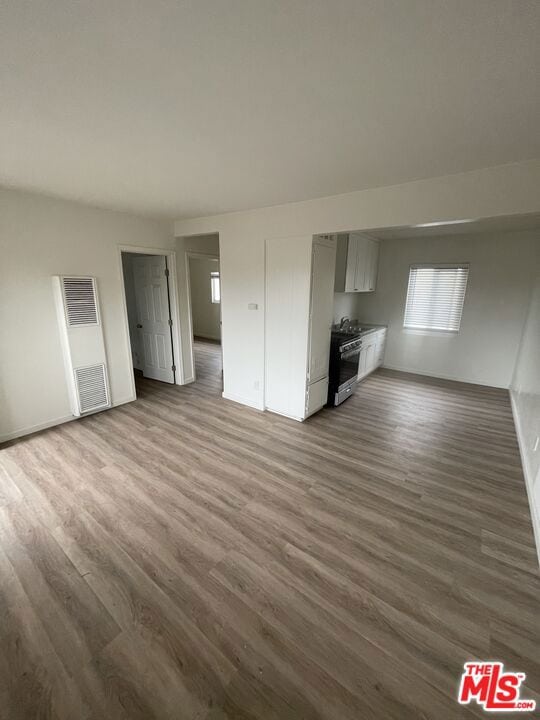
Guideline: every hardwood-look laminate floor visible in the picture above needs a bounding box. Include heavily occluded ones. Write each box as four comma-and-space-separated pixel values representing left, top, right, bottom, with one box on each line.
0, 340, 538, 719
192, 336, 223, 394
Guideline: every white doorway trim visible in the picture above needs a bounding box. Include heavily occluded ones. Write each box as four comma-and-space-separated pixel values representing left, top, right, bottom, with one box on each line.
118, 244, 185, 401
185, 251, 220, 383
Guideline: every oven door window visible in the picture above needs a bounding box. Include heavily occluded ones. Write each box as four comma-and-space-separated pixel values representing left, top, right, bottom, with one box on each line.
339, 347, 360, 389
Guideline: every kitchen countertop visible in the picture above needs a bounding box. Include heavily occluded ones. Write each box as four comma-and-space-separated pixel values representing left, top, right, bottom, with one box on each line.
357, 323, 387, 337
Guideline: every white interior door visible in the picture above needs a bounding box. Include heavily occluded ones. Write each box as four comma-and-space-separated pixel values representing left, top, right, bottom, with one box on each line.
133, 255, 175, 383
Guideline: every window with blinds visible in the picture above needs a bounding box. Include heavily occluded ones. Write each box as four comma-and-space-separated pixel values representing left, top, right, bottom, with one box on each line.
403, 264, 469, 332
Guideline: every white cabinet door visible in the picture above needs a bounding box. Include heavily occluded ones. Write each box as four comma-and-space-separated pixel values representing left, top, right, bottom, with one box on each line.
133, 255, 175, 383
351, 235, 379, 293
358, 331, 385, 380
365, 240, 377, 292
358, 337, 376, 379
354, 236, 367, 291
358, 346, 368, 378
308, 241, 336, 384
364, 342, 376, 374
336, 234, 379, 293
374, 329, 387, 367
344, 235, 358, 292
371, 239, 380, 291
305, 377, 328, 418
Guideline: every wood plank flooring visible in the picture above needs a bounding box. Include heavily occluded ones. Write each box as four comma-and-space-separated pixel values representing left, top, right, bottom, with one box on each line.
0, 340, 538, 719
192, 336, 223, 394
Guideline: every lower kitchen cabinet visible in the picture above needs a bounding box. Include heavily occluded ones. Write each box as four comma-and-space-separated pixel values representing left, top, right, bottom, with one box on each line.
358, 328, 387, 381
305, 376, 329, 418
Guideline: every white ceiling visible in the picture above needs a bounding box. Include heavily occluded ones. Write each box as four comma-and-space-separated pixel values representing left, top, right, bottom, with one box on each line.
364, 213, 540, 240
1, 0, 539, 219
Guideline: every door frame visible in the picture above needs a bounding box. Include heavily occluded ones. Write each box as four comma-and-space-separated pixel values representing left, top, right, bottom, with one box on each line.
118, 245, 185, 400
185, 251, 221, 382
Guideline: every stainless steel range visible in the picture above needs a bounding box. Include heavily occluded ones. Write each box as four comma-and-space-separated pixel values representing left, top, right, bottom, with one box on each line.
327, 329, 363, 406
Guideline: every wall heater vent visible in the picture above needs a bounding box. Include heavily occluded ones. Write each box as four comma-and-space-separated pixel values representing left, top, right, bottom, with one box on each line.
74, 364, 109, 413
53, 275, 111, 417
63, 277, 98, 326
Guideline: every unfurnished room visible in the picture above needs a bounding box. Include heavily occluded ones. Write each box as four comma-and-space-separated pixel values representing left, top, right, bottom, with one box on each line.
0, 2, 539, 718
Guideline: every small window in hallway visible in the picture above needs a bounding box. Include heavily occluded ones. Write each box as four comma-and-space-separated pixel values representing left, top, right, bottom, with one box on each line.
211, 270, 221, 303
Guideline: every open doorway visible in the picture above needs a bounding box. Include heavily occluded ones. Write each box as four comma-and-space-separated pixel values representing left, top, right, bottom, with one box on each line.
186, 242, 223, 394
121, 249, 181, 397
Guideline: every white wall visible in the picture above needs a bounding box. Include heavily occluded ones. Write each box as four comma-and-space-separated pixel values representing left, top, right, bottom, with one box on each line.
182, 234, 219, 255
189, 256, 221, 340
333, 293, 362, 326
0, 188, 174, 442
511, 266, 540, 564
3, 163, 536, 440
175, 160, 540, 409
354, 231, 537, 388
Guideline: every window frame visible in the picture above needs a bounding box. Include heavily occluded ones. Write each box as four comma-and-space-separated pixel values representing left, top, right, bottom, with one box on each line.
210, 270, 221, 304
403, 263, 469, 334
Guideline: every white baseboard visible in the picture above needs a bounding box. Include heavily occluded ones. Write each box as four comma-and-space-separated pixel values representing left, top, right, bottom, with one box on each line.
0, 395, 136, 445
265, 406, 304, 422
0, 414, 75, 444
112, 395, 136, 407
222, 391, 264, 412
510, 391, 540, 569
381, 363, 507, 389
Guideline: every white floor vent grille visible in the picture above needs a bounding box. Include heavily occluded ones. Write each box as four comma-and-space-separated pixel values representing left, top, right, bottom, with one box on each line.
74, 364, 110, 413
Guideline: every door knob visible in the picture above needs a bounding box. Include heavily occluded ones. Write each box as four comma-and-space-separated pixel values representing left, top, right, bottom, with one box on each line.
137, 324, 143, 328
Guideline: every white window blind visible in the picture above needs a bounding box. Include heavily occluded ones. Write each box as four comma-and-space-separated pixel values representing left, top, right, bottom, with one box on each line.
210, 271, 221, 303
404, 264, 469, 332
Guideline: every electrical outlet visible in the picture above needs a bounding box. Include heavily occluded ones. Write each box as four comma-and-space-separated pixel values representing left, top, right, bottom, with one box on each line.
533, 436, 539, 453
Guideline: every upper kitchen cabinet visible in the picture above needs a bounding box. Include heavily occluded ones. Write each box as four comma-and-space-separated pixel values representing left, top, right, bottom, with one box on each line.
334, 233, 379, 292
